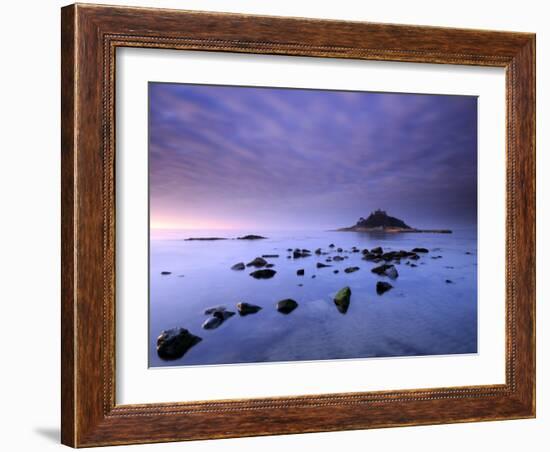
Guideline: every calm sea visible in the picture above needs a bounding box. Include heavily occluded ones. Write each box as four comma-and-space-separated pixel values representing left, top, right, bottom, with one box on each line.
149, 228, 477, 367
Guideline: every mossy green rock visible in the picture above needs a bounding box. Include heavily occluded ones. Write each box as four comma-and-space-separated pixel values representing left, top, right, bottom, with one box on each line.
334, 286, 352, 313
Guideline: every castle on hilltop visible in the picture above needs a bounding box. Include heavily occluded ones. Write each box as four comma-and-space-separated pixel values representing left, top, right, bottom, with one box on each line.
355, 209, 411, 229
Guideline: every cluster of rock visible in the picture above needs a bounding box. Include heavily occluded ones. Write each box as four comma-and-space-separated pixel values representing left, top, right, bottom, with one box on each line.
156, 297, 300, 360
157, 234, 458, 360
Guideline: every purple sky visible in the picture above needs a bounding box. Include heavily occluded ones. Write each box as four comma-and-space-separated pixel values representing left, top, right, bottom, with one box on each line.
149, 83, 477, 231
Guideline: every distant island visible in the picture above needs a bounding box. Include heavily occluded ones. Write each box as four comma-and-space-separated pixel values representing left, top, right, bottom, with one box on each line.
337, 209, 452, 234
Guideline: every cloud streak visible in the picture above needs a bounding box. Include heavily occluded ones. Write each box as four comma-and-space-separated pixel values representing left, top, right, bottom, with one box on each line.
149, 83, 477, 230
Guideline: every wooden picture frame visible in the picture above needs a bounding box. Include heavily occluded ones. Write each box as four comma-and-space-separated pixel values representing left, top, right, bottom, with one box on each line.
61, 3, 535, 447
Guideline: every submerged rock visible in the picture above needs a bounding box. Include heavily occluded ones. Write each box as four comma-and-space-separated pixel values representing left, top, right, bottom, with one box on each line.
337, 247, 343, 252
334, 286, 351, 313
265, 263, 275, 268
315, 248, 322, 255
334, 270, 339, 274
231, 262, 245, 271
160, 271, 171, 275
237, 302, 262, 316
250, 269, 277, 279
238, 235, 267, 240
376, 281, 393, 295
412, 247, 429, 253
333, 256, 345, 261
329, 244, 335, 248
262, 254, 279, 258
344, 266, 360, 273
445, 279, 453, 284
371, 246, 383, 255
277, 298, 298, 314
317, 262, 331, 268
156, 328, 202, 360
297, 269, 305, 276
246, 257, 268, 268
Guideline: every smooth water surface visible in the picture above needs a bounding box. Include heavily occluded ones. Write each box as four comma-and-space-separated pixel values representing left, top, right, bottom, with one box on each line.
149, 229, 477, 367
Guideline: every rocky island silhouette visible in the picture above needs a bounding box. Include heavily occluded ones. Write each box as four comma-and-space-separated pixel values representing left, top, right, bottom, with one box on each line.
337, 209, 452, 234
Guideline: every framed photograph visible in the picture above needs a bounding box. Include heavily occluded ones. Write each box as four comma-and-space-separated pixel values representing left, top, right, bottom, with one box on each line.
61, 3, 535, 447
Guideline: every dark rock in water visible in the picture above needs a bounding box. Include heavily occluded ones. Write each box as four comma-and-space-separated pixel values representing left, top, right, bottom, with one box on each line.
362, 252, 377, 261
202, 310, 235, 330
333, 256, 344, 261
431, 255, 443, 260
465, 251, 472, 255
287, 256, 292, 259
237, 235, 267, 240
262, 254, 279, 258
298, 283, 303, 287
385, 265, 398, 279
302, 249, 311, 253
185, 237, 227, 241
412, 247, 429, 253
352, 249, 360, 253
213, 310, 235, 321
231, 262, 245, 271
334, 270, 339, 274
204, 305, 226, 315
293, 249, 311, 258
410, 263, 418, 267
287, 248, 293, 252
297, 269, 305, 276
362, 249, 369, 254
445, 279, 453, 284
344, 266, 360, 273
157, 328, 201, 360
160, 271, 172, 275
247, 257, 268, 267
409, 254, 420, 260
371, 246, 383, 255
311, 275, 316, 279
315, 248, 322, 255
202, 316, 223, 330
334, 286, 351, 314
371, 263, 398, 279
317, 262, 331, 268
277, 298, 298, 314
376, 281, 393, 295
326, 257, 332, 262
250, 269, 277, 279
329, 244, 335, 248
337, 247, 343, 252
265, 263, 275, 268
237, 302, 262, 316
371, 264, 393, 275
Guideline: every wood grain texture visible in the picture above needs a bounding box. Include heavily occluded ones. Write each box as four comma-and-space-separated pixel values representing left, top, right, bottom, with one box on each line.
60, 3, 536, 447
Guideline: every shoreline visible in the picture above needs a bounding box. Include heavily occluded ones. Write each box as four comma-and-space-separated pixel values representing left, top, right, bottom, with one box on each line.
335, 227, 452, 234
